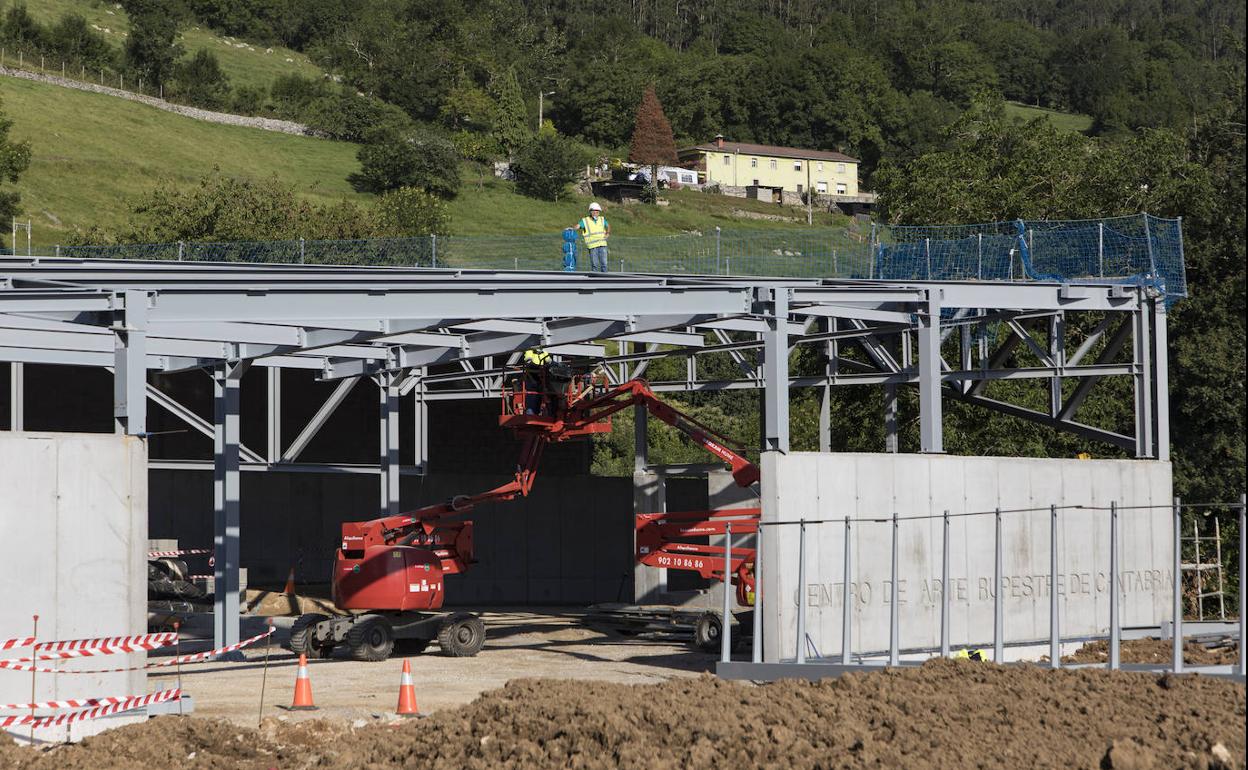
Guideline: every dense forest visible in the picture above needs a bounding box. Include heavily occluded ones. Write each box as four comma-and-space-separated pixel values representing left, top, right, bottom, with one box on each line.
0, 0, 1243, 506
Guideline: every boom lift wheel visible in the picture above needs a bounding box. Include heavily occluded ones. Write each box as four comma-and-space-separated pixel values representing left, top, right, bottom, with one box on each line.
437, 612, 486, 657
288, 613, 334, 659
693, 612, 722, 653
346, 614, 396, 661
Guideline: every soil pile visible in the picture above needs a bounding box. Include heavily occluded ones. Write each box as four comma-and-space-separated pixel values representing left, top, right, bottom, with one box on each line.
1065, 638, 1240, 666
3, 661, 1244, 770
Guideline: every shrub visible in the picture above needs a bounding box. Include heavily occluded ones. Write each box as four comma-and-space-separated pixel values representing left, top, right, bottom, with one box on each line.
269, 73, 327, 119
230, 84, 266, 114
376, 187, 448, 236
304, 90, 412, 142
512, 132, 586, 201
349, 130, 460, 198
170, 49, 230, 109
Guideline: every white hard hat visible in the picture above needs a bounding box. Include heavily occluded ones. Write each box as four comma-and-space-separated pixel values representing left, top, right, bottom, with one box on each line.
589, 202, 602, 211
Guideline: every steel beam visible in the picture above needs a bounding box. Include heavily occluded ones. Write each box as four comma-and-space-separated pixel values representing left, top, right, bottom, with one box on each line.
281, 378, 358, 462
761, 289, 790, 453
1132, 305, 1154, 458
1057, 318, 1132, 421
113, 290, 148, 435
266, 368, 281, 463
1152, 299, 1170, 461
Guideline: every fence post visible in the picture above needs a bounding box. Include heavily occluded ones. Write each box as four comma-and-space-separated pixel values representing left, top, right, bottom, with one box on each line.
715, 226, 721, 275
889, 511, 899, 666
796, 519, 807, 664
721, 523, 732, 664
177, 241, 184, 261
1109, 501, 1120, 671
751, 524, 763, 664
925, 238, 931, 280
940, 509, 950, 658
1098, 222, 1105, 278
299, 237, 305, 264
994, 507, 1004, 663
54, 245, 60, 257
1172, 496, 1182, 674
431, 234, 437, 268
1049, 504, 1060, 669
841, 516, 852, 665
977, 233, 983, 280
868, 223, 876, 280
1238, 493, 1246, 677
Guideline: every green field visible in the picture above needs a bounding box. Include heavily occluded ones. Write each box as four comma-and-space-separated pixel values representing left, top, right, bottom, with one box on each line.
2, 75, 847, 249
1004, 101, 1094, 133
1, 75, 365, 247
22, 0, 323, 91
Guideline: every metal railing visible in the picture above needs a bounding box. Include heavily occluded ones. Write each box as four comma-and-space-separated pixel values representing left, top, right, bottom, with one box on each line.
718, 495, 1245, 678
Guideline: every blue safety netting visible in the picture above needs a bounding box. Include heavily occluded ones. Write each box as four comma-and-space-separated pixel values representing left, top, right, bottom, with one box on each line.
52, 213, 1185, 301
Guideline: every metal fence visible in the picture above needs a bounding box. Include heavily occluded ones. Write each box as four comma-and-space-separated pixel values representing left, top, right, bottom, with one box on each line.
717, 495, 1244, 680
52, 213, 1186, 300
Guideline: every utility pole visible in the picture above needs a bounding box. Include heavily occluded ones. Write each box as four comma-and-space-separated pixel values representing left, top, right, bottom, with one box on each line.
806, 156, 813, 225
538, 90, 556, 131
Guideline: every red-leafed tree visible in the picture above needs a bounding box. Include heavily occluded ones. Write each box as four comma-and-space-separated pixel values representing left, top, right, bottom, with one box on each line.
627, 85, 677, 202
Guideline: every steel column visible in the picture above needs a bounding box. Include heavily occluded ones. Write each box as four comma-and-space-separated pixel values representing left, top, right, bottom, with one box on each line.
8, 362, 21, 430
266, 367, 281, 463
113, 290, 148, 436
412, 367, 428, 475
1152, 299, 1170, 461
918, 293, 943, 452
1109, 501, 1120, 670
1132, 307, 1153, 458
761, 289, 790, 453
1049, 313, 1064, 418
721, 523, 732, 664
212, 362, 247, 659
888, 511, 899, 666
841, 516, 852, 665
752, 527, 763, 664
378, 373, 401, 517
940, 509, 950, 657
883, 383, 898, 453
1049, 505, 1060, 669
994, 508, 1004, 663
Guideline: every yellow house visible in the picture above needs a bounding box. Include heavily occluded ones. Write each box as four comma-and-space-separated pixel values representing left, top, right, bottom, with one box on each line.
678, 135, 860, 197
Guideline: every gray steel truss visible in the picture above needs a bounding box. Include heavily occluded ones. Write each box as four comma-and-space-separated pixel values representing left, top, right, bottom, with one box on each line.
1, 257, 1170, 652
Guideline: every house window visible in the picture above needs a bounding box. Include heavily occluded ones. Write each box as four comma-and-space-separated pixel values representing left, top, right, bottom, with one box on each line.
750, 158, 757, 168
816, 181, 828, 193
835, 183, 847, 195
681, 173, 695, 183
794, 160, 802, 171
837, 163, 845, 173
817, 162, 824, 172
723, 155, 731, 166
769, 159, 776, 170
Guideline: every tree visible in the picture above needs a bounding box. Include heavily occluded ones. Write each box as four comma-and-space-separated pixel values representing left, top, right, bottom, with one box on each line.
47, 14, 115, 71
349, 131, 461, 198
375, 187, 448, 236
0, 96, 32, 228
123, 0, 183, 87
490, 67, 530, 161
627, 85, 677, 201
512, 131, 584, 201
171, 49, 230, 109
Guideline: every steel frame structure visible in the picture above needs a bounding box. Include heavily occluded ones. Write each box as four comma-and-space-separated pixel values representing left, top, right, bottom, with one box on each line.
0, 257, 1170, 654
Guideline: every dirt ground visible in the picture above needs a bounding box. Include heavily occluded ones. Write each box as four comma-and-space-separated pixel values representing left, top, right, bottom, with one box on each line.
2, 659, 1243, 770
1065, 638, 1241, 666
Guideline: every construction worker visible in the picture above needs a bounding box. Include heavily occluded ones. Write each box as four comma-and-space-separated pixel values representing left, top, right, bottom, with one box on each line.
578, 202, 610, 273
522, 348, 552, 415
954, 648, 989, 662
561, 227, 578, 271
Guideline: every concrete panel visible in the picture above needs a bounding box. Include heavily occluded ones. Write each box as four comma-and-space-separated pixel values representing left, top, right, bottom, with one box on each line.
761, 453, 1173, 662
0, 432, 147, 743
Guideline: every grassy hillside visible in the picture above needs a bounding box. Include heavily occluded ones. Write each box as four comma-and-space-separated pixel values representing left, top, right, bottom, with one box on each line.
1, 75, 365, 247
24, 0, 323, 91
1004, 101, 1094, 133
3, 75, 847, 249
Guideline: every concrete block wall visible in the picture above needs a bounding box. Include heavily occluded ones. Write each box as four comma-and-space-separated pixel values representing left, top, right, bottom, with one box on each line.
760, 453, 1174, 661
0, 432, 147, 743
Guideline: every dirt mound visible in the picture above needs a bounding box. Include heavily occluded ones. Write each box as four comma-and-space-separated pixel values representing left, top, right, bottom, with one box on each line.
8, 661, 1245, 770
1066, 639, 1241, 666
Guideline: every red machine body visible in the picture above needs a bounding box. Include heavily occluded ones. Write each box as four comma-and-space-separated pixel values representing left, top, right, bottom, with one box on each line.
330, 366, 761, 617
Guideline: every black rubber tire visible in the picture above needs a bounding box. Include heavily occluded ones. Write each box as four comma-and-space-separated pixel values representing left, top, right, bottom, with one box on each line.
693, 612, 722, 653
437, 613, 486, 657
288, 613, 333, 659
346, 615, 395, 662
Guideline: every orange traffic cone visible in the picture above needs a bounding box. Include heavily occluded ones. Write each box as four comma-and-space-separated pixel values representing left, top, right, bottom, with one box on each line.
282, 567, 297, 595
288, 653, 317, 710
395, 659, 422, 718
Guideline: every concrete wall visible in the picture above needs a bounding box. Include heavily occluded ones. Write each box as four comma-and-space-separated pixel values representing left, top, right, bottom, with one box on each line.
0, 432, 147, 743
150, 469, 706, 605
760, 453, 1173, 661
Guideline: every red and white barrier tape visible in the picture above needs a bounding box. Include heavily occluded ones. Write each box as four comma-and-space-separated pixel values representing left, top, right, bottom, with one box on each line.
0, 628, 274, 674
35, 632, 177, 654
0, 689, 181, 729
0, 637, 34, 650
148, 549, 212, 558
1, 635, 176, 665
0, 692, 151, 711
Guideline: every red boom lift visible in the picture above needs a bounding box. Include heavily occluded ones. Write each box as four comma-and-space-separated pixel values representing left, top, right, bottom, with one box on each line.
288, 364, 760, 661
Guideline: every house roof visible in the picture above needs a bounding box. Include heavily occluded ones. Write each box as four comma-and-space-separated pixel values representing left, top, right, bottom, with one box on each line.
678, 140, 859, 164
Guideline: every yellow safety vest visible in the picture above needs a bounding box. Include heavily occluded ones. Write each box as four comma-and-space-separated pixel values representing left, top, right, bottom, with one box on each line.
580, 216, 608, 249
523, 349, 550, 365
